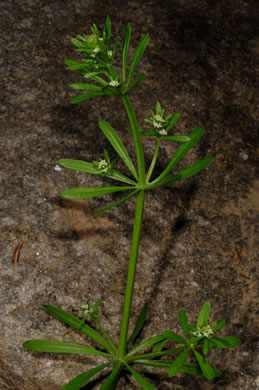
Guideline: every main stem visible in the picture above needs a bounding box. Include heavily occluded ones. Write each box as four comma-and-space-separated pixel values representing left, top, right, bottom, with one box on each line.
118, 94, 146, 357
118, 189, 145, 357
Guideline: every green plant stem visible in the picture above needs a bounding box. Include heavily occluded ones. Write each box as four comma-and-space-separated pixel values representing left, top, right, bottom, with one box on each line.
93, 318, 117, 353
118, 189, 145, 358
146, 138, 161, 182
122, 95, 146, 186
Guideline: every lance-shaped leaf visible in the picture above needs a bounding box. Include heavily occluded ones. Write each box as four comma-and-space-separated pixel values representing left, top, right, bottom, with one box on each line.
127, 346, 185, 362
70, 92, 107, 104
105, 16, 112, 48
70, 83, 103, 91
161, 135, 190, 142
99, 120, 138, 179
213, 320, 225, 333
126, 73, 145, 93
127, 303, 148, 346
165, 112, 180, 132
197, 300, 211, 328
193, 349, 219, 380
42, 305, 115, 353
126, 335, 166, 357
93, 189, 138, 216
60, 185, 134, 200
127, 33, 149, 87
99, 363, 122, 390
208, 336, 240, 349
162, 331, 187, 345
23, 340, 112, 356
62, 361, 113, 390
132, 360, 203, 377
125, 363, 156, 390
178, 310, 191, 339
154, 156, 214, 188
150, 125, 205, 186
58, 159, 136, 185
168, 348, 190, 377
122, 23, 131, 82
152, 338, 168, 353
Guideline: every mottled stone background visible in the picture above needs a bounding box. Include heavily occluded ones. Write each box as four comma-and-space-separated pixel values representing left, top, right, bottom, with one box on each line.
0, 0, 258, 389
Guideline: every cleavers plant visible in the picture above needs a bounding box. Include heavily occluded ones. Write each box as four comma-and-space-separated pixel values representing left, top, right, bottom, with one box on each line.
23, 17, 239, 389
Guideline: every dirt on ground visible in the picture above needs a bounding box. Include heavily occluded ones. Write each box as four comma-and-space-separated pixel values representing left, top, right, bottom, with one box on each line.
0, 0, 258, 389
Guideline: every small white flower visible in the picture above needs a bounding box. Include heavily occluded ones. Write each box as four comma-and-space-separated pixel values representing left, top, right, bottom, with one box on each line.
154, 114, 165, 122
93, 47, 100, 54
158, 129, 167, 135
80, 301, 91, 314
109, 80, 119, 87
98, 159, 108, 170
54, 165, 62, 171
108, 50, 112, 57
193, 325, 213, 338
153, 120, 162, 128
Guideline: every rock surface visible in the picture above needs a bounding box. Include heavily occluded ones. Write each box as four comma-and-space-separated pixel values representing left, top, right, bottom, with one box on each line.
0, 0, 258, 389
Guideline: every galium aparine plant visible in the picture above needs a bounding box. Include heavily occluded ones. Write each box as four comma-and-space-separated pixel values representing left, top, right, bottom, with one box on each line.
24, 17, 239, 389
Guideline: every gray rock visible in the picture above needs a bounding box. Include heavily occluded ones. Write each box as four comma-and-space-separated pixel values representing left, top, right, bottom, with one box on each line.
0, 0, 258, 389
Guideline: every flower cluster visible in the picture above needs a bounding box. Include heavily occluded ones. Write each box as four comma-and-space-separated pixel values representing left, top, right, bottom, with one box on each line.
145, 101, 172, 136
93, 149, 113, 175
68, 19, 120, 87
193, 324, 214, 338
80, 301, 92, 316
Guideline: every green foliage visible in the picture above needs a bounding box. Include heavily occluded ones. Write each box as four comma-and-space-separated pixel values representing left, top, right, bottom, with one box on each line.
23, 17, 239, 390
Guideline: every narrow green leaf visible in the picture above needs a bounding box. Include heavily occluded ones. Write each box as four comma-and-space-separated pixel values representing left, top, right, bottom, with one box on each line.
165, 112, 180, 131
213, 320, 225, 333
105, 16, 112, 47
70, 92, 106, 104
23, 340, 111, 356
178, 310, 191, 339
152, 339, 168, 353
122, 23, 131, 82
193, 349, 216, 380
58, 159, 99, 175
150, 125, 205, 186
197, 301, 211, 328
99, 363, 122, 390
159, 156, 214, 187
93, 189, 138, 216
99, 120, 138, 179
62, 361, 113, 390
127, 347, 185, 362
132, 360, 205, 377
70, 83, 102, 91
127, 33, 149, 86
102, 86, 122, 96
132, 359, 171, 369
208, 336, 240, 349
168, 349, 190, 377
203, 339, 209, 355
162, 135, 190, 142
162, 331, 187, 345
180, 362, 203, 376
42, 305, 114, 353
126, 73, 145, 93
60, 185, 133, 200
108, 170, 137, 185
58, 159, 136, 185
125, 364, 156, 390
127, 303, 148, 345
83, 71, 105, 79
126, 335, 166, 357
